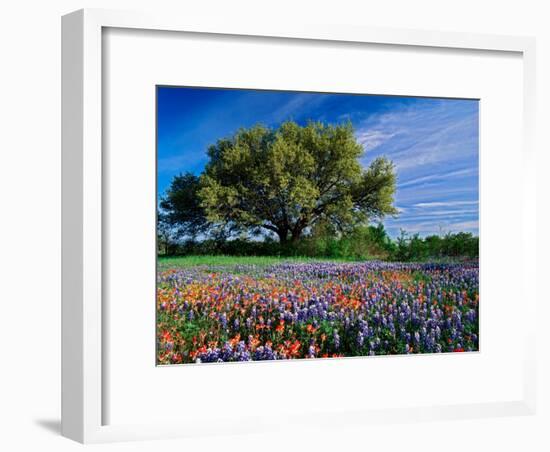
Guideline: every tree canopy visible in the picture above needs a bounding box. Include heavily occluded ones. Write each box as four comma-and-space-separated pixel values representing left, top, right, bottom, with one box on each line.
161, 121, 398, 243
159, 173, 209, 238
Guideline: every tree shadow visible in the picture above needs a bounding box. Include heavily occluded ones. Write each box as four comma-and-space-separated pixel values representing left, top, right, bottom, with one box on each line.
34, 418, 61, 435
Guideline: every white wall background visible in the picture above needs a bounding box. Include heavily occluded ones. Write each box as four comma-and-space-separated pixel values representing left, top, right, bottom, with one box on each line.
0, 1, 548, 450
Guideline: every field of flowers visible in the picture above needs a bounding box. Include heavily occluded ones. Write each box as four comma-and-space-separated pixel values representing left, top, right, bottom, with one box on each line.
157, 261, 479, 364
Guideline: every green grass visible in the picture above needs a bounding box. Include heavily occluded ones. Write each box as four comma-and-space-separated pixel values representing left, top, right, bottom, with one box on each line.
157, 254, 362, 268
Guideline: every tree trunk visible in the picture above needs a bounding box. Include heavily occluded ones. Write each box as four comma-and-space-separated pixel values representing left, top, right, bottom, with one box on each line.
277, 229, 289, 244
290, 227, 304, 244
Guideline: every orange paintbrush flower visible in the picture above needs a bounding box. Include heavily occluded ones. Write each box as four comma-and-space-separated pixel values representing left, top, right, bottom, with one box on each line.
275, 320, 285, 333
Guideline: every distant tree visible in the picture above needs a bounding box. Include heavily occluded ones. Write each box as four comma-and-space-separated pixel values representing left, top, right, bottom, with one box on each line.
198, 121, 397, 243
394, 229, 410, 261
157, 213, 178, 255
424, 234, 443, 258
159, 172, 210, 239
369, 223, 392, 248
408, 233, 427, 261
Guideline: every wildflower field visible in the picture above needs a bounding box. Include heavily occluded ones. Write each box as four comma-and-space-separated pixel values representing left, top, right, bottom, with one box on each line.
156, 258, 479, 365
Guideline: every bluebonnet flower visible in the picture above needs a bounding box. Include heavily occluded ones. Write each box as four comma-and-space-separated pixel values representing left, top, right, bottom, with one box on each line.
333, 330, 340, 350
357, 331, 364, 347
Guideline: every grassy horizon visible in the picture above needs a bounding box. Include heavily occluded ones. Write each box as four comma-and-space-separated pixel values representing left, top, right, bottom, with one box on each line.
157, 254, 364, 268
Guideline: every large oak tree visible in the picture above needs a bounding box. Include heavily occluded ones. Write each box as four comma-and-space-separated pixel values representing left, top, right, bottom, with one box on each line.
196, 121, 397, 243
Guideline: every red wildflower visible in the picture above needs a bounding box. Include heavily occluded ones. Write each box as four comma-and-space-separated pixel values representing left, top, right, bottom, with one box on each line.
306, 324, 316, 334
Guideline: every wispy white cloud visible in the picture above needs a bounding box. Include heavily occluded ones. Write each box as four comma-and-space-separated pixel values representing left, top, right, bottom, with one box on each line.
398, 168, 476, 188
355, 100, 478, 173
356, 130, 397, 152
270, 95, 310, 122
270, 94, 328, 123
395, 186, 478, 205
413, 200, 479, 208
404, 209, 478, 217
389, 199, 479, 236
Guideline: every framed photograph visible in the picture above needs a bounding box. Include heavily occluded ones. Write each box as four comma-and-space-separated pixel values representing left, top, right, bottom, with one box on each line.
62, 9, 537, 443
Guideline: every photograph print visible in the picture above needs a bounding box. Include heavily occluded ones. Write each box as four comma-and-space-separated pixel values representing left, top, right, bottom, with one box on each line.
156, 87, 479, 365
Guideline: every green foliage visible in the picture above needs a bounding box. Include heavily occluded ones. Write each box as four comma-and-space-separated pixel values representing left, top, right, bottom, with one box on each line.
198, 121, 397, 243
391, 230, 478, 262
291, 223, 393, 260
159, 173, 209, 238
158, 223, 478, 263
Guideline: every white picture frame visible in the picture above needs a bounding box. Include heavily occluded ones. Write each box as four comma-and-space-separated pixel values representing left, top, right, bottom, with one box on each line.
62, 8, 537, 443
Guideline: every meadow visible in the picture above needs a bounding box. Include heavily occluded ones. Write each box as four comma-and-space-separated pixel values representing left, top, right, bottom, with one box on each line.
156, 258, 479, 364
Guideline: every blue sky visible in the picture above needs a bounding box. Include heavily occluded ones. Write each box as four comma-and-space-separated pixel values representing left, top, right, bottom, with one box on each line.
157, 86, 479, 238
